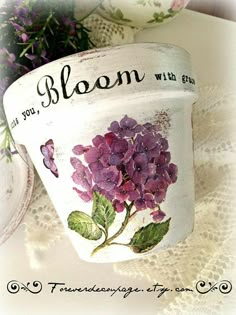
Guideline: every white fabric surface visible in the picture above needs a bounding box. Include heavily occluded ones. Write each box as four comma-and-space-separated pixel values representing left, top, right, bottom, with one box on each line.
21, 13, 236, 314
114, 84, 236, 314
23, 84, 236, 313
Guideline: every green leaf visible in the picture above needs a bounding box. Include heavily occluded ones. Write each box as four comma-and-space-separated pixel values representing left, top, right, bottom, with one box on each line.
92, 192, 116, 232
67, 211, 102, 240
115, 8, 124, 19
129, 218, 171, 253
153, 12, 160, 18
121, 18, 132, 22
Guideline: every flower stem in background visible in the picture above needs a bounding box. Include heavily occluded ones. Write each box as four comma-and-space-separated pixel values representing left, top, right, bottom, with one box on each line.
91, 201, 134, 256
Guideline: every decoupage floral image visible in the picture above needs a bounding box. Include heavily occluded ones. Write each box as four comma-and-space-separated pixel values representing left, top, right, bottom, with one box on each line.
67, 115, 178, 256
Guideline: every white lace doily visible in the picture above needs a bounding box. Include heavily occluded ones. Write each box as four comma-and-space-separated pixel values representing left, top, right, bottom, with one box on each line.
23, 173, 63, 269
79, 13, 138, 48
114, 85, 236, 314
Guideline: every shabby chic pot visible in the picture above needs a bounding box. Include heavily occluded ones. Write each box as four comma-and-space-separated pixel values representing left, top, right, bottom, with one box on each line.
3, 43, 197, 263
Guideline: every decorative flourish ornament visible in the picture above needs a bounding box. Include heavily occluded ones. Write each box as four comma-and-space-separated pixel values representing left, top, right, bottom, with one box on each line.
7, 280, 42, 294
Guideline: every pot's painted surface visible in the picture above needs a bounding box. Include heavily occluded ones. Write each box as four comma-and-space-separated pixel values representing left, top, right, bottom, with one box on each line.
4, 43, 197, 263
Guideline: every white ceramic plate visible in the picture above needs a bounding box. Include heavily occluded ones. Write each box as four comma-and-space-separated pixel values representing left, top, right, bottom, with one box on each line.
0, 145, 34, 245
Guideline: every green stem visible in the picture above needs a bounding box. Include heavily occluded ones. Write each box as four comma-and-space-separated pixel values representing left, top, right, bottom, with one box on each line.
100, 225, 108, 241
19, 11, 53, 58
109, 242, 130, 247
129, 209, 139, 219
91, 201, 133, 256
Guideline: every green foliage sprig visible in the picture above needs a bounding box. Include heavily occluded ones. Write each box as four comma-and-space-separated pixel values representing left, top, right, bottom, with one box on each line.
0, 0, 94, 158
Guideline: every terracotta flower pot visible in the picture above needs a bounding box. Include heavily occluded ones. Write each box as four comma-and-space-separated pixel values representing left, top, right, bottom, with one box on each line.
4, 43, 197, 263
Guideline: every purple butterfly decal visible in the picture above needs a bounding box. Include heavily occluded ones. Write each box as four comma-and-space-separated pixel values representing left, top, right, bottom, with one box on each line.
40, 139, 59, 178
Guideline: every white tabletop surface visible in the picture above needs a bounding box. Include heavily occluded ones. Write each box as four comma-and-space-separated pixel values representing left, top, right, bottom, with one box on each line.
0, 9, 236, 315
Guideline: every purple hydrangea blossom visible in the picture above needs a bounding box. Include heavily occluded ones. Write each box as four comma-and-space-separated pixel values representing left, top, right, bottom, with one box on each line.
72, 187, 92, 202
72, 144, 92, 156
113, 200, 125, 213
108, 115, 142, 138
115, 180, 136, 202
126, 153, 156, 185
135, 192, 156, 211
84, 144, 110, 172
70, 115, 178, 221
150, 209, 166, 222
135, 133, 161, 161
93, 166, 122, 191
72, 164, 92, 191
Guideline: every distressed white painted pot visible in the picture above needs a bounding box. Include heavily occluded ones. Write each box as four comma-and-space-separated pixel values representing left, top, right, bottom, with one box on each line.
4, 43, 197, 263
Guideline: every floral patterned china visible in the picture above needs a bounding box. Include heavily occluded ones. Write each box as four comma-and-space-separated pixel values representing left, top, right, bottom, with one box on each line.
97, 0, 190, 28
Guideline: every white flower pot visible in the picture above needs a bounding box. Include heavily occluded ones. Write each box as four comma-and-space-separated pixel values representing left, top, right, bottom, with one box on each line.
4, 43, 197, 263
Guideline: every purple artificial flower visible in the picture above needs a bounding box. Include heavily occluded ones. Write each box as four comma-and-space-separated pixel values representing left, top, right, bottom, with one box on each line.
0, 48, 17, 71
40, 139, 58, 178
93, 166, 122, 191
25, 49, 50, 68
72, 164, 92, 191
126, 153, 156, 184
25, 53, 37, 61
150, 209, 166, 222
10, 21, 24, 32
13, 2, 33, 26
21, 33, 29, 43
62, 16, 77, 36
